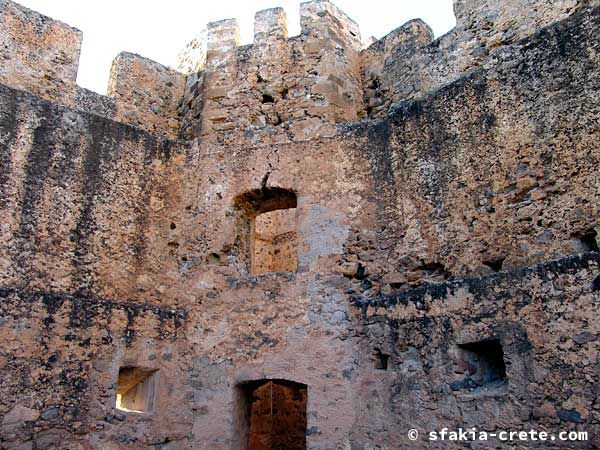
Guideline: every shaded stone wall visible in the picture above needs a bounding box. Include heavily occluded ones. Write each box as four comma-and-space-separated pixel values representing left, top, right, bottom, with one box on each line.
0, 83, 188, 306
0, 288, 189, 449
347, 253, 600, 448
361, 0, 595, 117
344, 5, 600, 296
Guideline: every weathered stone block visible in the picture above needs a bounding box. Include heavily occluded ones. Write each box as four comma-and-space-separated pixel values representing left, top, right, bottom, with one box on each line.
107, 52, 186, 139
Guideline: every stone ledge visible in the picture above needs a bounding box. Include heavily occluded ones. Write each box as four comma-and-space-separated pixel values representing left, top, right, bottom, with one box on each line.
352, 252, 600, 311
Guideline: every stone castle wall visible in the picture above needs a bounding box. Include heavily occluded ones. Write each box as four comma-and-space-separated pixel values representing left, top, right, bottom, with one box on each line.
0, 0, 599, 449
349, 253, 600, 447
179, 2, 363, 144
2, 0, 595, 143
0, 0, 186, 140
0, 83, 187, 305
0, 0, 81, 104
361, 0, 598, 116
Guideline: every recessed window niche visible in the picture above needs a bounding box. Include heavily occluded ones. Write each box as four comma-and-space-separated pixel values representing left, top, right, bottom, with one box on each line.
234, 187, 297, 275
373, 348, 390, 370
115, 367, 159, 413
456, 339, 507, 391
576, 228, 599, 252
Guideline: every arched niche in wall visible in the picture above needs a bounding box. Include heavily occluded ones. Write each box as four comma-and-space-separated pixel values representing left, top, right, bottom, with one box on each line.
234, 187, 298, 275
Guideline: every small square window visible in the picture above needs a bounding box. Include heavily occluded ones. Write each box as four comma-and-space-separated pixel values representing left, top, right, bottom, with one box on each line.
454, 339, 507, 391
115, 367, 159, 413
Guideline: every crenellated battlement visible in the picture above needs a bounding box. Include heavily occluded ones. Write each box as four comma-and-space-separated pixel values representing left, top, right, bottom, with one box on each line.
107, 52, 185, 139
0, 0, 81, 102
178, 0, 365, 144
0, 0, 186, 139
254, 7, 288, 44
299, 0, 361, 49
0, 0, 594, 142
177, 0, 592, 144
362, 0, 596, 117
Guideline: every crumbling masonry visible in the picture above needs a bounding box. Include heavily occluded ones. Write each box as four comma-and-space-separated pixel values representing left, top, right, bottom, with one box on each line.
0, 0, 599, 448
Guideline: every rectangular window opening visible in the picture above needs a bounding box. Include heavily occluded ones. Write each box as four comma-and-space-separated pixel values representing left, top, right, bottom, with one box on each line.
373, 348, 390, 370
455, 339, 507, 391
234, 187, 297, 276
115, 367, 159, 414
576, 228, 599, 252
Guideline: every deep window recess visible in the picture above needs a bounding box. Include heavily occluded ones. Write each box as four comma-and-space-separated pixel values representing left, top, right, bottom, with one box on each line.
235, 187, 297, 275
373, 348, 390, 370
253, 207, 297, 274
115, 367, 159, 413
577, 229, 599, 252
455, 339, 507, 391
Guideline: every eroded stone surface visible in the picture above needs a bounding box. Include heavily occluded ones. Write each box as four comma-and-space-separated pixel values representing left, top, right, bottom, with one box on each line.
0, 0, 599, 449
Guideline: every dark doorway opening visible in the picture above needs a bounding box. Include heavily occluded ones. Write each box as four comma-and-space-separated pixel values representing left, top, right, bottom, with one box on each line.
238, 379, 307, 450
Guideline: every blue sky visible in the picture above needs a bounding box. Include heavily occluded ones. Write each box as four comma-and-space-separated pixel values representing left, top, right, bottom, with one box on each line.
15, 0, 456, 94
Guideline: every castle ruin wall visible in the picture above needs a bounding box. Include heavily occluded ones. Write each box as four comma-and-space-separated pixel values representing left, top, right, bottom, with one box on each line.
0, 0, 599, 449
